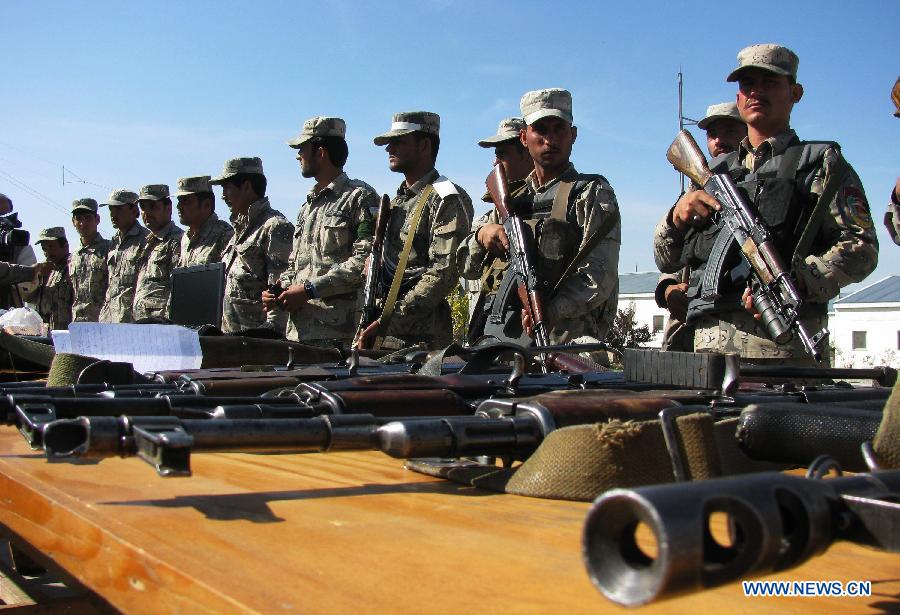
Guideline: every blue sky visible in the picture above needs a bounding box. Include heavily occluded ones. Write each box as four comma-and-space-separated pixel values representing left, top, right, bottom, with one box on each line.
2, 0, 898, 288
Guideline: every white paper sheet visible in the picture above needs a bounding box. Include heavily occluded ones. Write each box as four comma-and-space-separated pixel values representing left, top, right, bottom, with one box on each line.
56, 323, 202, 374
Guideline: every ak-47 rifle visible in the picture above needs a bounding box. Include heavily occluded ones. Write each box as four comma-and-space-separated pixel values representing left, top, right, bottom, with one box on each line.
584, 469, 900, 606
41, 390, 679, 476
355, 193, 392, 349
485, 163, 550, 348
666, 130, 828, 361
485, 164, 607, 375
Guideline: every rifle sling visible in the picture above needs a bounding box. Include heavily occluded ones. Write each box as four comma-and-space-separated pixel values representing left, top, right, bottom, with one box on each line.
549, 207, 620, 299
790, 153, 851, 268
375, 184, 434, 348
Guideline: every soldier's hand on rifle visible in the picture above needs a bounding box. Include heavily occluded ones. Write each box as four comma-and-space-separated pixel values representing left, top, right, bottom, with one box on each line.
354, 319, 379, 349
476, 223, 509, 256
260, 289, 279, 312
664, 282, 689, 322
33, 262, 52, 281
671, 190, 720, 232
278, 284, 309, 311
741, 286, 762, 320
521, 308, 535, 338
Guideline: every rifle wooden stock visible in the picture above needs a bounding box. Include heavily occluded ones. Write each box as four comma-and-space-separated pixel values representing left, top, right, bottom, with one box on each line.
485, 163, 513, 219
666, 130, 713, 187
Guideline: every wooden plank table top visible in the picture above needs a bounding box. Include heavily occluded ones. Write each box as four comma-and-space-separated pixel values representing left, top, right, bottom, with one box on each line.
0, 425, 896, 614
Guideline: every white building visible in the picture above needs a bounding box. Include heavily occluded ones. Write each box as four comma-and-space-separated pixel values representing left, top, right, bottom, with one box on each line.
614, 272, 900, 363
617, 272, 669, 348
830, 276, 900, 368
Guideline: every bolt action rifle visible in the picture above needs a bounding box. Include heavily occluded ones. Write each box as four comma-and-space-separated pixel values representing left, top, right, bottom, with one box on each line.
666, 130, 828, 361
354, 193, 392, 349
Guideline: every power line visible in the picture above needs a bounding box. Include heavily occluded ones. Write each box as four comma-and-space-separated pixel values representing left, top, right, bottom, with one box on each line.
0, 168, 71, 216
62, 166, 112, 191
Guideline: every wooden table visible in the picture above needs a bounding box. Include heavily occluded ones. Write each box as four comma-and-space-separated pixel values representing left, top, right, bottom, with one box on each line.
0, 426, 896, 613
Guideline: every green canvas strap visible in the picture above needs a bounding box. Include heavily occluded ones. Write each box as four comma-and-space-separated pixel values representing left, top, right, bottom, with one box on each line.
790, 152, 851, 268
374, 184, 434, 349
549, 208, 620, 298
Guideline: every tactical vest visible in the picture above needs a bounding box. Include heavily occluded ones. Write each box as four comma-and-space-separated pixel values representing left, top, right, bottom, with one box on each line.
682, 140, 835, 309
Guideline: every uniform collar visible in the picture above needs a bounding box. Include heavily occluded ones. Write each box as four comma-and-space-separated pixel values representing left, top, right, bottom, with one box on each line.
527, 163, 577, 193
308, 172, 349, 202
191, 212, 220, 240
232, 197, 271, 226
149, 220, 178, 241
398, 168, 439, 198
119, 221, 145, 239
739, 128, 799, 164
80, 232, 105, 249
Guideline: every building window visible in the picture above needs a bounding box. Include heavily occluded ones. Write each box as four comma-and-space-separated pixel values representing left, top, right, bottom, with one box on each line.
852, 331, 867, 350
652, 315, 664, 333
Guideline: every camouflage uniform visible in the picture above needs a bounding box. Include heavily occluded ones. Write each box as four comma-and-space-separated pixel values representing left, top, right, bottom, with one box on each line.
222, 197, 294, 333
280, 172, 377, 345
458, 92, 621, 345
653, 47, 878, 363
133, 221, 184, 320
179, 213, 233, 267
99, 189, 149, 323
374, 169, 473, 348
175, 176, 234, 267
24, 227, 73, 330
371, 112, 474, 349
69, 199, 110, 322
0, 262, 35, 286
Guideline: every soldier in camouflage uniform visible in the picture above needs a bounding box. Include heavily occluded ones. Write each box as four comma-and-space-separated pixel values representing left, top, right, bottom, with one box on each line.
655, 103, 747, 351
211, 157, 294, 334
261, 117, 377, 347
24, 227, 73, 330
458, 89, 621, 345
458, 117, 533, 327
653, 44, 878, 365
99, 189, 149, 323
133, 185, 184, 321
175, 176, 234, 267
355, 111, 473, 350
69, 198, 110, 322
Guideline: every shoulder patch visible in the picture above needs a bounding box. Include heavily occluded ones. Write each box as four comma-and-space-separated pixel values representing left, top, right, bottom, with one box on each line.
432, 176, 459, 199
838, 185, 873, 229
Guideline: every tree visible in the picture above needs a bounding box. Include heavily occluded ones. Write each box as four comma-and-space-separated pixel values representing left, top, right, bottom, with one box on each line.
607, 302, 653, 356
448, 284, 469, 343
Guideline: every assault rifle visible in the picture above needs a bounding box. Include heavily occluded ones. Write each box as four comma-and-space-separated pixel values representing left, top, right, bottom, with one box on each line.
485, 164, 607, 375
666, 130, 828, 361
485, 163, 550, 348
584, 470, 900, 606
355, 193, 391, 349
41, 390, 679, 476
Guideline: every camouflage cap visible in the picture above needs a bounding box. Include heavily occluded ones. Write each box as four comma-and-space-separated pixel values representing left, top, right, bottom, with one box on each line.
138, 184, 171, 202
373, 111, 440, 146
71, 198, 99, 214
175, 176, 213, 197
209, 157, 265, 185
696, 102, 746, 130
37, 226, 67, 243
102, 189, 139, 208
520, 88, 573, 125
287, 116, 346, 148
478, 117, 526, 147
727, 44, 799, 82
